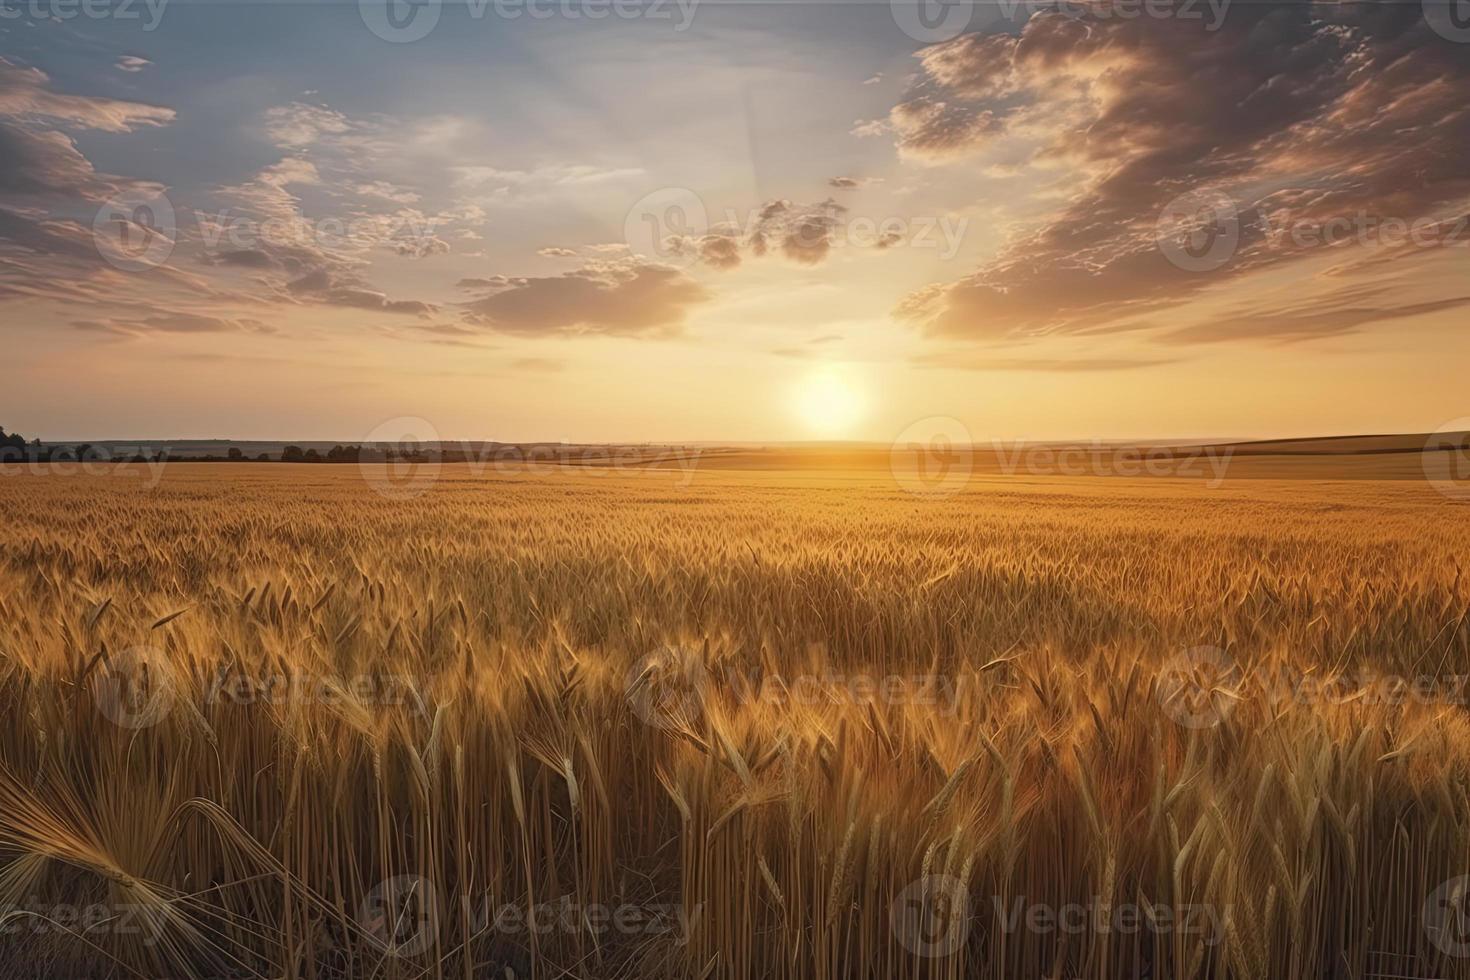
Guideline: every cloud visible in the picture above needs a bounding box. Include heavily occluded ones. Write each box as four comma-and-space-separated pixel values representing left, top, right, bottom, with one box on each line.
220, 157, 320, 220
537, 247, 579, 258
656, 198, 861, 271
204, 248, 279, 270
457, 276, 510, 289
828, 177, 879, 190
264, 102, 352, 149
389, 235, 449, 258
0, 58, 172, 202
0, 208, 113, 262
912, 350, 1179, 372
115, 56, 152, 73
284, 265, 436, 316
453, 164, 646, 205
1160, 294, 1470, 346
747, 199, 847, 266
460, 258, 709, 337
668, 232, 742, 270
0, 58, 174, 132
888, 6, 1470, 344
72, 311, 273, 338
353, 180, 420, 205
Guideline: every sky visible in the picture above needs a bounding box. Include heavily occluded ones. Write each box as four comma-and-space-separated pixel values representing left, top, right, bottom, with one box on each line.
2, 0, 1469, 443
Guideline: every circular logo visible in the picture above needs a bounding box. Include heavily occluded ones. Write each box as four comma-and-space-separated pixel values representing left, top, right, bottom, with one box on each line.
623, 187, 708, 267
94, 645, 174, 729
359, 875, 438, 957
625, 645, 708, 731
1157, 645, 1241, 729
890, 417, 974, 498
1156, 190, 1240, 273
1425, 875, 1470, 958
1423, 418, 1470, 502
359, 416, 442, 500
360, 0, 441, 42
1425, 0, 1470, 43
890, 0, 972, 43
93, 190, 176, 272
891, 874, 971, 958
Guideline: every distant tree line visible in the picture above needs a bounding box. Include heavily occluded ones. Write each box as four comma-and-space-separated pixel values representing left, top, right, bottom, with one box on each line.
280, 445, 426, 463
3, 427, 435, 465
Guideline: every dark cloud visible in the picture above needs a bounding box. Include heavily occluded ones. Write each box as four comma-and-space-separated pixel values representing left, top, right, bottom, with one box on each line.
0, 209, 106, 262
0, 57, 174, 132
205, 248, 279, 270
457, 276, 511, 289
0, 58, 171, 203
670, 232, 743, 270
748, 199, 847, 266
661, 198, 864, 271
460, 259, 709, 337
389, 235, 450, 258
285, 267, 435, 316
890, 5, 1470, 344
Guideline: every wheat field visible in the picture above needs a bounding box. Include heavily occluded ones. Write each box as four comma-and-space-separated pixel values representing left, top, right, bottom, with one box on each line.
1, 462, 1468, 979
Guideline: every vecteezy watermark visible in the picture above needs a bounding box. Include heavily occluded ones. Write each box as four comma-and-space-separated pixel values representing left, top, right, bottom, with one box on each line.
890, 429, 1235, 499
1268, 210, 1470, 251
730, 671, 960, 714
625, 645, 708, 730
992, 440, 1234, 485
891, 879, 1230, 959
891, 875, 971, 957
1262, 667, 1470, 708
1425, 876, 1470, 958
890, 0, 1232, 44
624, 187, 709, 269
1156, 189, 1242, 273
464, 896, 698, 941
992, 896, 1228, 946
359, 875, 439, 957
354, 420, 704, 499
359, 0, 697, 43
357, 877, 697, 958
194, 210, 442, 257
890, 0, 973, 44
93, 645, 174, 729
1156, 645, 1241, 729
204, 670, 425, 713
0, 900, 164, 946
0, 0, 167, 29
1158, 188, 1470, 273
358, 416, 443, 501
1423, 418, 1470, 503
1424, 0, 1470, 44
92, 192, 442, 273
625, 189, 971, 268
0, 444, 169, 487
93, 190, 176, 272
890, 417, 974, 499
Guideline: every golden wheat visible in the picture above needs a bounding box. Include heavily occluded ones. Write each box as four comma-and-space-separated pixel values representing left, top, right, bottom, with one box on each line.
0, 463, 1466, 979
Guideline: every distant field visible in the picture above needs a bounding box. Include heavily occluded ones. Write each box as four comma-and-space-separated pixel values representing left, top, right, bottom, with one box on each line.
36, 430, 1470, 485
1, 464, 1468, 979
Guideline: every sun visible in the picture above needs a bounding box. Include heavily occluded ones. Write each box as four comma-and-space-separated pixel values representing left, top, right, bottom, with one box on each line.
793, 368, 866, 437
